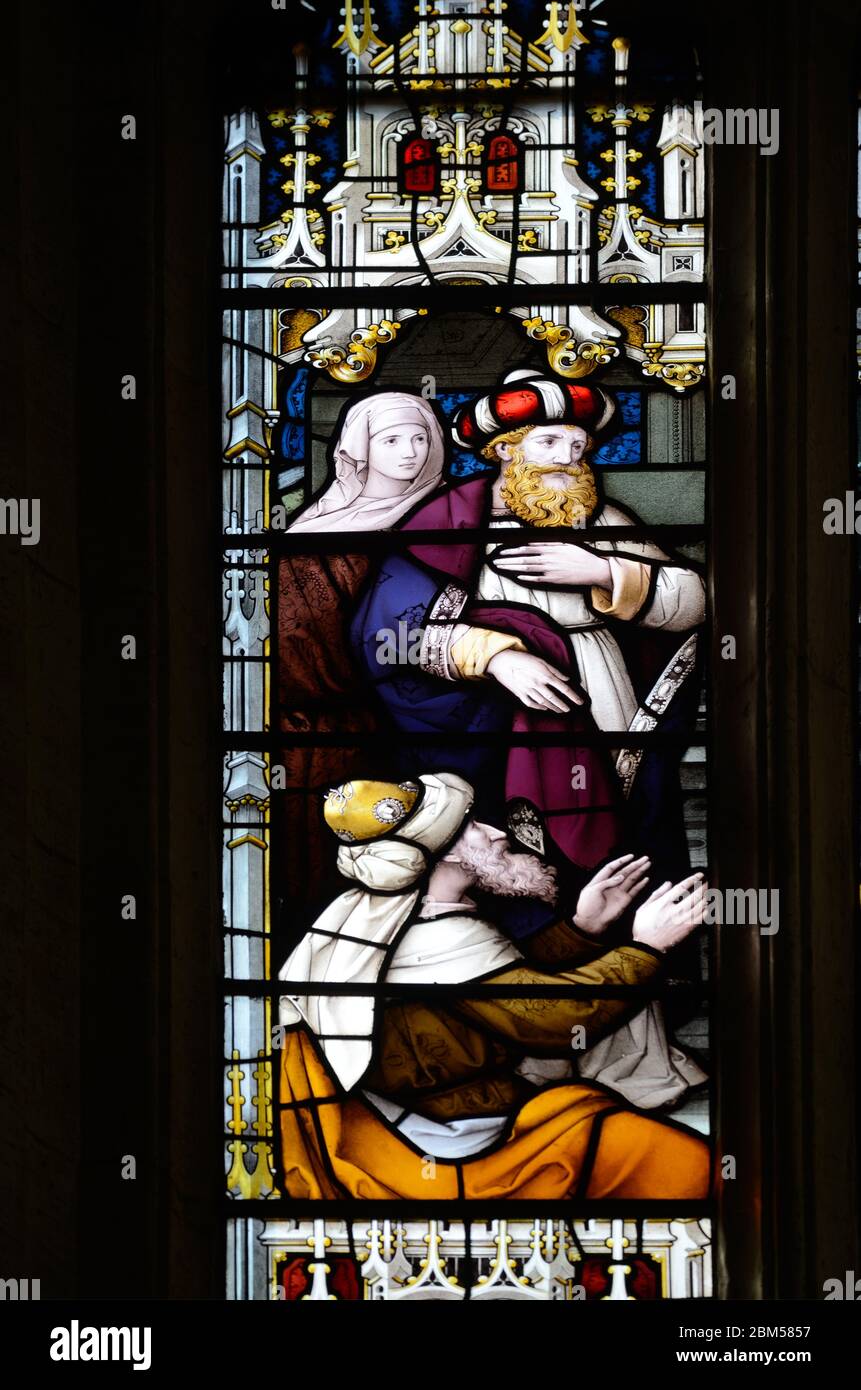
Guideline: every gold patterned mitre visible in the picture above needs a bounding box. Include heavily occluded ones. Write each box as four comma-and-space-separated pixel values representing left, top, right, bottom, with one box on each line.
323, 780, 419, 843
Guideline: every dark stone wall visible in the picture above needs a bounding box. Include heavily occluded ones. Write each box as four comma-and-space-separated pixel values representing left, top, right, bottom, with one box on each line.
0, 0, 83, 1299
1, 0, 222, 1299
710, 0, 860, 1297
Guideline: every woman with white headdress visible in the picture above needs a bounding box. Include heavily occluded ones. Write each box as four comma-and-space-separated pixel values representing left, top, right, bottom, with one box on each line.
288, 391, 445, 533
278, 391, 447, 909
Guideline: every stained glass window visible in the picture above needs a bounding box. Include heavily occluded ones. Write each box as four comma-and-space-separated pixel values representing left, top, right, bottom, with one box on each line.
222, 0, 711, 1301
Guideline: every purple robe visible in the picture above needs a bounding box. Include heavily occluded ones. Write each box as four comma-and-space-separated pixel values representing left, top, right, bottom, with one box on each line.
350, 478, 625, 870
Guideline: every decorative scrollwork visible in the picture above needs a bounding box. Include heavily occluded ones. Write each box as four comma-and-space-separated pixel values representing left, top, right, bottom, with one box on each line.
522, 317, 619, 378
305, 319, 403, 383
641, 350, 705, 392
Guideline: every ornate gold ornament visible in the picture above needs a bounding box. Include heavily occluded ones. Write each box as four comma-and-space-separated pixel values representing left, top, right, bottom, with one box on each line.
641, 348, 705, 392
522, 317, 619, 377
441, 175, 481, 195
537, 0, 589, 52
587, 103, 653, 125
305, 319, 403, 383
268, 108, 334, 131
606, 304, 648, 349
226, 1049, 280, 1200
438, 139, 484, 158
335, 0, 383, 57
596, 206, 616, 244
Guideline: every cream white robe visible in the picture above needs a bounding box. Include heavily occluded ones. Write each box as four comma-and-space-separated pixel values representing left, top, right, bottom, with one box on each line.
475, 504, 705, 730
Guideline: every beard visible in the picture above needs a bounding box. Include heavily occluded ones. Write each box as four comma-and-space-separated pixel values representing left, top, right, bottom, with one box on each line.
452, 838, 558, 904
500, 451, 599, 527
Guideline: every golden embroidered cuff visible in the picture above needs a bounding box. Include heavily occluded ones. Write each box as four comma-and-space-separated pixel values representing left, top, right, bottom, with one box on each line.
590, 556, 652, 622
449, 626, 527, 680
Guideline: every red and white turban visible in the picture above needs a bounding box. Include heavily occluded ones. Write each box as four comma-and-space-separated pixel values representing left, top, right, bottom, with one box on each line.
452, 369, 616, 449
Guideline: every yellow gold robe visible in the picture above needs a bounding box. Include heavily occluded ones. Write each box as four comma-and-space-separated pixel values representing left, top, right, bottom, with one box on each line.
279, 920, 709, 1200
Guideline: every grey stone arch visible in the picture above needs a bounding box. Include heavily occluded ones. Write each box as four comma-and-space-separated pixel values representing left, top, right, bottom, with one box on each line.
379, 112, 420, 184
374, 304, 547, 396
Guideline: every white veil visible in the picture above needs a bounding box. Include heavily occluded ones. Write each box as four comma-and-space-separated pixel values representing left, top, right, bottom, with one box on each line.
288, 392, 445, 533
278, 772, 475, 1088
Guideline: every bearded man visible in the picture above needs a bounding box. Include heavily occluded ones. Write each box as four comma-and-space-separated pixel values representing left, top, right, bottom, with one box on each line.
277, 773, 709, 1200
350, 368, 705, 886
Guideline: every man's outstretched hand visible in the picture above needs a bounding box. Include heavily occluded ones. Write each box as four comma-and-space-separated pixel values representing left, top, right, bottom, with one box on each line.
485, 649, 584, 712
573, 853, 652, 936
632, 872, 707, 953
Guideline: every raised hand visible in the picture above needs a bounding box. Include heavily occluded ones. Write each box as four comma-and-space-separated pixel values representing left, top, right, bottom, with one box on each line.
494, 543, 613, 589
573, 853, 652, 936
632, 873, 707, 953
485, 648, 584, 712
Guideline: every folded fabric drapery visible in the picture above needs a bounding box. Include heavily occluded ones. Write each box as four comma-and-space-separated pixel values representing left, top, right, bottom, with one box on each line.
578, 999, 707, 1108
278, 772, 475, 1089
278, 1027, 710, 1201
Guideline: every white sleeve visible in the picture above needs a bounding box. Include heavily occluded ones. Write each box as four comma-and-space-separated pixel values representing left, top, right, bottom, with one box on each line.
592, 506, 705, 631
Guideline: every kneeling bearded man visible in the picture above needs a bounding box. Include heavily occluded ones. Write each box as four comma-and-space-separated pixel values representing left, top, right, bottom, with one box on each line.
277, 774, 710, 1201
